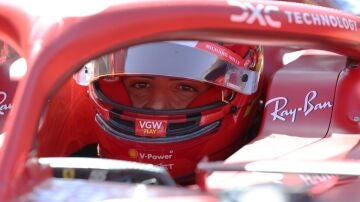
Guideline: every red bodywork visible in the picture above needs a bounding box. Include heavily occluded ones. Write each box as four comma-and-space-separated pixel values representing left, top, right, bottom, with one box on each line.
0, 0, 359, 201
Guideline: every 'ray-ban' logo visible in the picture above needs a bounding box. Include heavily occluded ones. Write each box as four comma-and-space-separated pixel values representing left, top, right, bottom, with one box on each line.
0, 91, 12, 116
265, 90, 332, 123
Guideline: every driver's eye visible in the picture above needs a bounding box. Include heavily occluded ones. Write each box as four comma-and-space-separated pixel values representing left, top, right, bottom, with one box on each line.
178, 84, 197, 92
132, 82, 150, 89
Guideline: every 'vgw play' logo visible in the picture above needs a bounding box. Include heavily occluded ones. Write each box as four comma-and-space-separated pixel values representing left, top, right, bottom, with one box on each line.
139, 121, 163, 129
135, 119, 167, 137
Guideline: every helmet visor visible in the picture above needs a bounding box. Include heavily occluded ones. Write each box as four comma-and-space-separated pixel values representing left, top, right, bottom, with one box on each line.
86, 41, 260, 95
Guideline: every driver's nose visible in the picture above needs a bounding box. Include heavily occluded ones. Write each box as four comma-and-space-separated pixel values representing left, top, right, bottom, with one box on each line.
144, 90, 170, 110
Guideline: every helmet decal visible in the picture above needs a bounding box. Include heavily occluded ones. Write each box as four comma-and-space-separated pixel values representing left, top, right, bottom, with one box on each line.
134, 119, 168, 137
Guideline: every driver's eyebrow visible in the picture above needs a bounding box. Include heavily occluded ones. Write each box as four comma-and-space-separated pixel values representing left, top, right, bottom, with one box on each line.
168, 78, 200, 84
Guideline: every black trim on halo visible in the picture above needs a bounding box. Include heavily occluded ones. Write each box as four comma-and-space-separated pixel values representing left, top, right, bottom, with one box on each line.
109, 109, 202, 123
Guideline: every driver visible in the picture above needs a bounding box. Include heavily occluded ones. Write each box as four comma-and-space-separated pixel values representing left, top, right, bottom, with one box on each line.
86, 41, 264, 185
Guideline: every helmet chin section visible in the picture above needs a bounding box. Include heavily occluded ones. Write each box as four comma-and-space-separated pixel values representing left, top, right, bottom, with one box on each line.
95, 112, 222, 143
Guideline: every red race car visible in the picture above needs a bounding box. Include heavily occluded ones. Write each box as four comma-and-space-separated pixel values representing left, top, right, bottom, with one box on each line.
0, 0, 359, 201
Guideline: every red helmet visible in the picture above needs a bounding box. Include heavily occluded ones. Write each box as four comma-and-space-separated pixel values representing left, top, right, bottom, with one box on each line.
87, 41, 263, 184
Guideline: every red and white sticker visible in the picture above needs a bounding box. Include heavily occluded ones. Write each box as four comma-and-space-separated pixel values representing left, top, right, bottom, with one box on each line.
135, 119, 167, 137
195, 41, 245, 67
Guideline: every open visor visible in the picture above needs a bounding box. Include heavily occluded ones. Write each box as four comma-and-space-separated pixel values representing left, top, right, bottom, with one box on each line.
85, 41, 260, 95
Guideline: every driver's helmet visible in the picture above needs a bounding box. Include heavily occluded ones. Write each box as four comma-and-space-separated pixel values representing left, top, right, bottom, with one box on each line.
86, 41, 263, 184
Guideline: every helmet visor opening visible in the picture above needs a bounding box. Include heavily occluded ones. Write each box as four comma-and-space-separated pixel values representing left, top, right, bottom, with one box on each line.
86, 41, 260, 95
